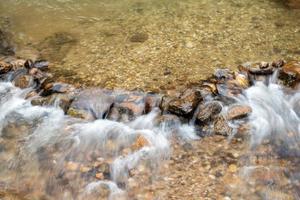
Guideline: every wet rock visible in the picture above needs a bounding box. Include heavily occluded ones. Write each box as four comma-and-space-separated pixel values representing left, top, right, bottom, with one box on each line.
227, 105, 252, 120
196, 101, 222, 123
213, 116, 232, 136
108, 91, 146, 121
41, 82, 74, 96
214, 69, 234, 80
13, 74, 34, 89
24, 59, 34, 69
131, 135, 150, 151
129, 32, 148, 43
167, 88, 202, 117
0, 61, 12, 74
279, 61, 300, 86
144, 93, 162, 113
68, 89, 114, 120
31, 93, 73, 113
33, 60, 49, 70
239, 62, 274, 75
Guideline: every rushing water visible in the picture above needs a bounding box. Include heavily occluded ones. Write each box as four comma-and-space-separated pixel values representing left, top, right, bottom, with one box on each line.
0, 0, 300, 91
0, 80, 199, 199
1, 68, 300, 198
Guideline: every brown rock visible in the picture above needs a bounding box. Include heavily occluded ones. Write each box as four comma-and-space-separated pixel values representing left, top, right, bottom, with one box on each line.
108, 91, 146, 121
168, 88, 202, 117
0, 61, 12, 74
65, 161, 79, 171
213, 116, 232, 136
197, 101, 222, 123
131, 135, 150, 151
279, 61, 300, 86
239, 62, 274, 75
129, 32, 148, 43
227, 105, 252, 120
13, 75, 34, 89
69, 89, 114, 120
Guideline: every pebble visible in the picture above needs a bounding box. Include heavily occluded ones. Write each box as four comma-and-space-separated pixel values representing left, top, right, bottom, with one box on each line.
228, 164, 238, 173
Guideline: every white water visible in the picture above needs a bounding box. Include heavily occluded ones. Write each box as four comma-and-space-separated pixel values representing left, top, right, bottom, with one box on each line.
0, 81, 198, 199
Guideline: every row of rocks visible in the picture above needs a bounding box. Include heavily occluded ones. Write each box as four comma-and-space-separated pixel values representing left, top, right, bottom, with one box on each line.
1, 56, 300, 137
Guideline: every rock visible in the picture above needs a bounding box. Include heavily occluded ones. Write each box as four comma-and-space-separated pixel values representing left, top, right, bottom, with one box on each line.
214, 69, 234, 80
196, 101, 222, 123
144, 93, 162, 113
33, 60, 49, 70
13, 74, 34, 89
239, 62, 274, 75
0, 61, 12, 74
108, 91, 146, 121
167, 88, 202, 117
213, 116, 232, 136
131, 135, 150, 151
227, 105, 252, 120
24, 59, 34, 69
68, 89, 114, 120
129, 32, 148, 43
231, 73, 249, 89
31, 93, 73, 113
65, 161, 79, 171
95, 173, 104, 180
228, 164, 238, 173
279, 61, 300, 86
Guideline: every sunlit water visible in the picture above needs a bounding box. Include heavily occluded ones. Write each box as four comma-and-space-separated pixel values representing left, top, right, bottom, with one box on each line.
0, 0, 300, 91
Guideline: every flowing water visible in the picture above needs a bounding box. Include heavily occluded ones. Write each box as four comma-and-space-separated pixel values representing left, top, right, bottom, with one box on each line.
0, 0, 300, 91
0, 80, 198, 199
1, 69, 300, 199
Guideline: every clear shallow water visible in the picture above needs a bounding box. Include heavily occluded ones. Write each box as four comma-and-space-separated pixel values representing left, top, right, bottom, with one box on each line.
0, 0, 300, 91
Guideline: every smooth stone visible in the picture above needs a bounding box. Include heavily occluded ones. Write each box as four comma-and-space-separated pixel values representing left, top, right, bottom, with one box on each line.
227, 105, 252, 120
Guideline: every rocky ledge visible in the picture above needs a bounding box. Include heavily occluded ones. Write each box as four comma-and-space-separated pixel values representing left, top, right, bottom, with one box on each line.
1, 56, 300, 138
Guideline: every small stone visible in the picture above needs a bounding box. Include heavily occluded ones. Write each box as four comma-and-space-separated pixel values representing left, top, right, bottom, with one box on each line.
197, 101, 222, 123
227, 105, 252, 120
13, 75, 34, 89
228, 164, 238, 173
0, 61, 12, 74
80, 166, 90, 173
214, 116, 232, 136
65, 161, 79, 171
129, 33, 148, 43
131, 135, 150, 151
95, 173, 104, 180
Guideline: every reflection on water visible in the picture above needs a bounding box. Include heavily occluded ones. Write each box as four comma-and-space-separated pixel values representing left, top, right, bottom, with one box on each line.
0, 0, 300, 91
